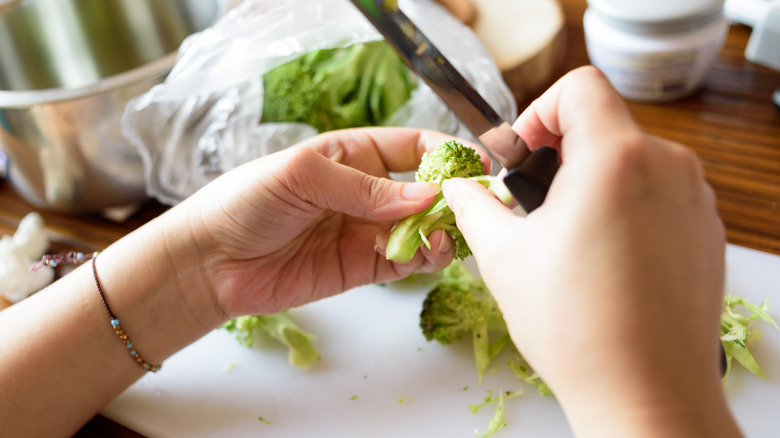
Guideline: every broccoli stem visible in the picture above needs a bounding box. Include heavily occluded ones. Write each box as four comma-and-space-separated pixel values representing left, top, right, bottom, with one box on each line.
385, 176, 512, 263
385, 193, 448, 263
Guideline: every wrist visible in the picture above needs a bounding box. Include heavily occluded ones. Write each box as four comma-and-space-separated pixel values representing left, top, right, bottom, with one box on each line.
95, 208, 226, 364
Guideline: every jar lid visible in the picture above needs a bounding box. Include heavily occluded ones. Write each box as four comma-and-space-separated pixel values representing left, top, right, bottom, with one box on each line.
587, 0, 724, 23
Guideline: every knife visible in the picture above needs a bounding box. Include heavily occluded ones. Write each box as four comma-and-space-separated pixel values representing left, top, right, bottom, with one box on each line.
349, 0, 560, 213
352, 2, 729, 375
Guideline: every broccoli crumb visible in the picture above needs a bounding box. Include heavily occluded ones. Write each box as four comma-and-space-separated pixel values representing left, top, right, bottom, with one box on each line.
257, 417, 272, 424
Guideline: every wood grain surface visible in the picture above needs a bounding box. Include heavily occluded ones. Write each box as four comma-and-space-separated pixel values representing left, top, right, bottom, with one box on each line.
554, 0, 780, 255
0, 0, 777, 436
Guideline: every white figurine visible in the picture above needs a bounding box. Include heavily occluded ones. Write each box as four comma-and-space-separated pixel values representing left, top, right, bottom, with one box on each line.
0, 213, 54, 303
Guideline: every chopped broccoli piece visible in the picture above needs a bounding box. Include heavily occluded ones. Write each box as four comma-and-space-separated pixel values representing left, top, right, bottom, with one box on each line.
420, 261, 509, 382
720, 295, 778, 382
222, 311, 320, 370
469, 389, 523, 438
385, 140, 512, 263
261, 40, 417, 132
508, 358, 553, 397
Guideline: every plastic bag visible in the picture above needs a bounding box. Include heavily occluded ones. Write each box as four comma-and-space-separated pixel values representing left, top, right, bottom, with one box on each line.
122, 0, 516, 205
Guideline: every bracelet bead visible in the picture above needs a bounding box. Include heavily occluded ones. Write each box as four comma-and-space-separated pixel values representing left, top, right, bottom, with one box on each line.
92, 253, 162, 373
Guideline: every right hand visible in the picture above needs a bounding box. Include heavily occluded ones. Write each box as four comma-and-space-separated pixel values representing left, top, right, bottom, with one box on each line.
442, 66, 739, 437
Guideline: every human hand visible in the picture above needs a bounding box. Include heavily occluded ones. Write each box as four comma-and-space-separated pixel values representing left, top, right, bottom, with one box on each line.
176, 128, 471, 318
443, 67, 738, 436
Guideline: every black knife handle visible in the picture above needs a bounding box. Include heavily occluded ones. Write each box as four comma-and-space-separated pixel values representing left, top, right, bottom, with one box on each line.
502, 146, 560, 213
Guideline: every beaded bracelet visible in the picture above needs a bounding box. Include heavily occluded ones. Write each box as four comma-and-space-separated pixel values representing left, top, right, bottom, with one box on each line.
33, 251, 162, 373
30, 250, 91, 271
91, 253, 162, 373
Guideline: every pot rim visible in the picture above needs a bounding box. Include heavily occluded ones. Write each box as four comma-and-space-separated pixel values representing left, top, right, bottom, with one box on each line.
0, 52, 178, 108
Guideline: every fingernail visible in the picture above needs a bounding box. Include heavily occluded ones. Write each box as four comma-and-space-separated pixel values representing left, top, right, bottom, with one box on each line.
441, 179, 457, 198
374, 233, 389, 256
401, 182, 440, 201
437, 234, 452, 254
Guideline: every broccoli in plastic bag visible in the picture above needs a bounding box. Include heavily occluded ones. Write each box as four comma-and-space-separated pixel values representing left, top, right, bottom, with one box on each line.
122, 0, 516, 205
262, 40, 417, 132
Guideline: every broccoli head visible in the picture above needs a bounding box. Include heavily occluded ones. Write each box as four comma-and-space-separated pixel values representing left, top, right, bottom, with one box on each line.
420, 261, 509, 382
384, 140, 512, 263
415, 140, 485, 183
420, 261, 496, 344
261, 40, 417, 132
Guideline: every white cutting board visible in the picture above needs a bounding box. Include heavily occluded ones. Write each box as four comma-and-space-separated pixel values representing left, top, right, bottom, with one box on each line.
102, 244, 780, 437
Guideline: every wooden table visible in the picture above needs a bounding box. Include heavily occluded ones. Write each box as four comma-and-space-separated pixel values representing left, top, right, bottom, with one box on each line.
0, 0, 778, 436
555, 0, 780, 255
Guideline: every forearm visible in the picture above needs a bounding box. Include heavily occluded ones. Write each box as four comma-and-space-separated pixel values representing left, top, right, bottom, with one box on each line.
0, 209, 225, 437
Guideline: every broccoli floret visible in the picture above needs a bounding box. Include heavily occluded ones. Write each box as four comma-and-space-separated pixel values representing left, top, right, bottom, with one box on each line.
415, 139, 485, 183
420, 261, 494, 343
420, 261, 509, 382
261, 40, 417, 132
222, 311, 320, 370
385, 140, 512, 263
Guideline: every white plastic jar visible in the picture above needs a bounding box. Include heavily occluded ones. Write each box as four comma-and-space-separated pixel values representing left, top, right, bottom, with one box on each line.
584, 0, 729, 102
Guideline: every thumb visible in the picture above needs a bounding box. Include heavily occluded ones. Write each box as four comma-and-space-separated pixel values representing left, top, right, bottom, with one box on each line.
442, 178, 521, 256
295, 153, 441, 221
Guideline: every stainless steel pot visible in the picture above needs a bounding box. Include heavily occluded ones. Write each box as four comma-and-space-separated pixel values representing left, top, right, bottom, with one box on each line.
0, 0, 223, 212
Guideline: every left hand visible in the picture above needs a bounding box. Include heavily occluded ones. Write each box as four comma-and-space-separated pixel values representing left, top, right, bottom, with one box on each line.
175, 128, 473, 317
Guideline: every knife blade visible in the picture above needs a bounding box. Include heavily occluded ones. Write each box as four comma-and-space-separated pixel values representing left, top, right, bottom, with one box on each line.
350, 0, 560, 212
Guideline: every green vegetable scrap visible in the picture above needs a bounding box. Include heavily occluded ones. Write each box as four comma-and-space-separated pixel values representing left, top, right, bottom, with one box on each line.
420, 261, 510, 382
720, 295, 778, 383
469, 389, 523, 438
508, 358, 552, 397
262, 40, 417, 132
222, 311, 320, 370
385, 140, 512, 263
